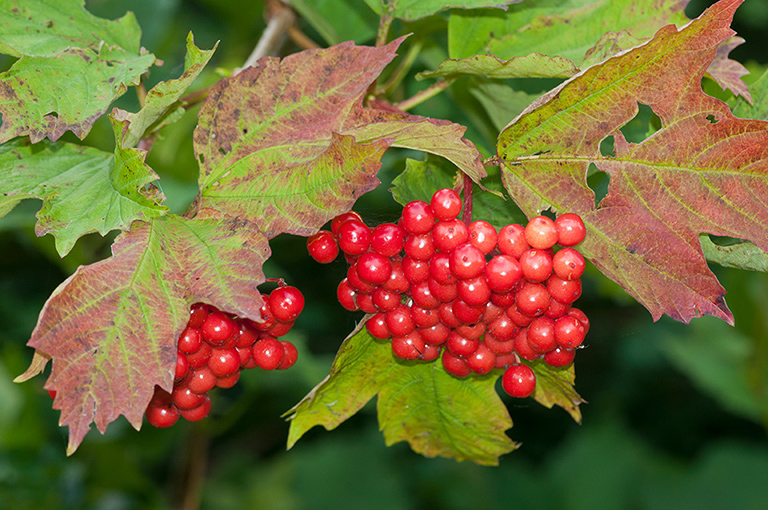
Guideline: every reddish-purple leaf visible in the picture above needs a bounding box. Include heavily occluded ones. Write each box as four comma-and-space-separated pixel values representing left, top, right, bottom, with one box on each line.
16, 213, 270, 454
497, 0, 767, 324
193, 38, 484, 237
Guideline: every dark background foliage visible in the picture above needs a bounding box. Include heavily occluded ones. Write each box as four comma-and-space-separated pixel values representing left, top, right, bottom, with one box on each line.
1, 0, 767, 508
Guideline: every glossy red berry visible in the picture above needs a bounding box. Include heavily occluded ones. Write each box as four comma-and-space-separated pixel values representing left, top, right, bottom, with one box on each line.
497, 224, 529, 258
555, 213, 586, 246
526, 316, 557, 353
567, 307, 590, 334
515, 282, 550, 316
429, 252, 455, 284
502, 364, 536, 398
383, 259, 410, 293
553, 248, 586, 280
178, 327, 203, 354
277, 341, 298, 369
372, 287, 400, 312
485, 255, 523, 293
366, 312, 391, 339
544, 346, 576, 367
449, 243, 486, 279
402, 256, 430, 284
466, 344, 495, 375
172, 386, 207, 410
175, 352, 189, 381
188, 303, 209, 329
554, 315, 586, 349
307, 230, 339, 264
547, 275, 582, 304
419, 322, 451, 345
446, 331, 479, 357
468, 220, 498, 254
392, 331, 426, 360
185, 342, 213, 369
331, 211, 363, 236
146, 403, 180, 428
401, 200, 435, 235
208, 348, 240, 377
252, 336, 285, 370
337, 219, 371, 255
356, 252, 392, 285
187, 367, 218, 394
525, 216, 558, 249
179, 395, 212, 422
520, 249, 553, 283
269, 286, 305, 322
337, 279, 358, 311
371, 223, 405, 257
457, 276, 491, 306
442, 349, 471, 378
513, 328, 541, 361
404, 233, 436, 261
201, 311, 236, 346
432, 219, 468, 253
385, 304, 416, 336
430, 188, 462, 221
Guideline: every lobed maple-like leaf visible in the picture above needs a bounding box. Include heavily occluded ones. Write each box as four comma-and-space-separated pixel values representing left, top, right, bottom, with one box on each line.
0, 0, 156, 143
16, 213, 270, 454
286, 324, 517, 465
417, 53, 578, 81
193, 37, 484, 238
0, 136, 167, 256
112, 33, 217, 149
497, 0, 768, 324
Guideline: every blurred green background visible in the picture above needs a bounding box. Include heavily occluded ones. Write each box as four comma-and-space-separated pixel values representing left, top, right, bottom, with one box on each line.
1, 0, 767, 509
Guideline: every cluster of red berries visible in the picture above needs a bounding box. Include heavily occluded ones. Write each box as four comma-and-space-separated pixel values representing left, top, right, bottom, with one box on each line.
145, 286, 304, 428
307, 189, 588, 399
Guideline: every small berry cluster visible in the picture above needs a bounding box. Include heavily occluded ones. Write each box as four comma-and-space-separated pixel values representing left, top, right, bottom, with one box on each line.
145, 286, 304, 428
307, 189, 588, 399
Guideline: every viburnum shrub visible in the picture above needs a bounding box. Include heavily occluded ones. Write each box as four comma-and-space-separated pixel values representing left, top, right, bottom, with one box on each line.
5, 0, 768, 466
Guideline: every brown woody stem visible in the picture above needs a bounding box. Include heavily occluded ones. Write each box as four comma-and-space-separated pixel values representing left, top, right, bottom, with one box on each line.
461, 172, 473, 225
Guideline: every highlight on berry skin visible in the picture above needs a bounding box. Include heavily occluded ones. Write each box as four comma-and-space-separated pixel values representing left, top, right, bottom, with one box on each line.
308, 189, 589, 401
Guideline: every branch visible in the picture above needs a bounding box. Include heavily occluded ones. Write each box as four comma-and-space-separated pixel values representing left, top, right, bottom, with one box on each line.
395, 80, 453, 111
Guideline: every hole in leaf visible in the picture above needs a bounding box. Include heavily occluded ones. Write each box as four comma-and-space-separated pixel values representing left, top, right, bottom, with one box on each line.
198, 154, 205, 164
586, 163, 609, 207
242, 128, 248, 135
218, 147, 226, 155
44, 111, 59, 119
600, 135, 615, 158
46, 20, 54, 28
619, 103, 661, 144
706, 114, 719, 124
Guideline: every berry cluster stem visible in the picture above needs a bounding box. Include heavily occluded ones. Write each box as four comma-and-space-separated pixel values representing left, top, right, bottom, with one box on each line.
461, 173, 473, 226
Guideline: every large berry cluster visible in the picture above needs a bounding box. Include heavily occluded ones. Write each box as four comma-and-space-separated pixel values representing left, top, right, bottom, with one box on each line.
145, 286, 304, 428
307, 189, 588, 399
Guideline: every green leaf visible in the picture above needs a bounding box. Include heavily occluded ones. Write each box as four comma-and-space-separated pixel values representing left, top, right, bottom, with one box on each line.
469, 81, 540, 131
194, 38, 484, 238
417, 53, 578, 81
0, 0, 144, 57
448, 0, 689, 65
732, 66, 768, 121
528, 359, 583, 422
0, 136, 167, 256
287, 0, 378, 45
286, 325, 517, 465
497, 0, 768, 324
16, 213, 271, 455
700, 236, 768, 272
364, 0, 520, 22
0, 0, 156, 142
112, 33, 217, 148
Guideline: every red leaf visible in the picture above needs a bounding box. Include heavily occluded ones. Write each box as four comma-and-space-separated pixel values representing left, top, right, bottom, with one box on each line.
19, 214, 269, 454
193, 38, 484, 237
498, 0, 767, 324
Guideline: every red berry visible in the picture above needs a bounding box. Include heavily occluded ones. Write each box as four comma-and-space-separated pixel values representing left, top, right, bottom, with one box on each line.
486, 314, 519, 341
547, 275, 582, 304
237, 345, 254, 368
466, 344, 495, 374
554, 315, 586, 349
502, 364, 536, 398
456, 322, 486, 340
506, 303, 534, 327
185, 342, 213, 369
420, 343, 442, 362
371, 223, 405, 257
495, 352, 518, 369
235, 320, 259, 348
544, 297, 571, 319
385, 304, 416, 336
468, 220, 498, 254
430, 188, 462, 221
392, 331, 426, 360
428, 278, 458, 303
457, 275, 491, 306
178, 327, 203, 354
253, 301, 277, 331
513, 328, 541, 361
355, 291, 378, 314
337, 219, 371, 255
520, 249, 553, 283
187, 367, 218, 394
411, 306, 440, 328
485, 255, 523, 293
208, 347, 240, 377
446, 331, 479, 357
432, 219, 469, 253
252, 336, 285, 370
419, 322, 451, 345
567, 307, 590, 334
347, 264, 376, 293
179, 395, 212, 422
442, 349, 471, 378
268, 319, 295, 337
216, 371, 241, 388
544, 346, 576, 367
201, 311, 236, 346
372, 287, 400, 312
337, 279, 359, 311
307, 230, 339, 263
383, 259, 410, 293
429, 252, 455, 284
451, 298, 484, 324
172, 386, 207, 410
331, 211, 363, 236
175, 351, 189, 381
481, 301, 504, 323
188, 303, 209, 329
449, 243, 486, 279
146, 403, 179, 428
277, 341, 298, 369
437, 301, 463, 328
497, 224, 529, 258
555, 213, 586, 246
553, 248, 586, 280
490, 291, 516, 307
402, 256, 430, 284
269, 286, 304, 322
401, 200, 435, 235
526, 316, 557, 353
525, 216, 558, 249
411, 281, 440, 309
484, 331, 516, 355
404, 233, 436, 261
516, 282, 550, 316
366, 312, 391, 339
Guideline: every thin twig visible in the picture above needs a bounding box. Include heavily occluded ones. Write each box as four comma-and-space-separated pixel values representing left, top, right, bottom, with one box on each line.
236, 1, 296, 74
461, 172, 473, 225
286, 24, 320, 50
395, 79, 453, 111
